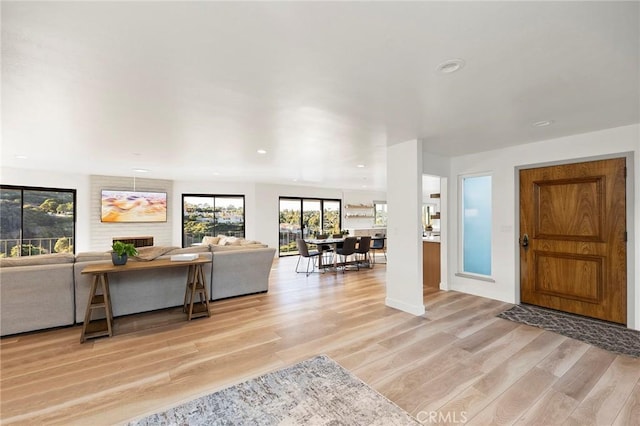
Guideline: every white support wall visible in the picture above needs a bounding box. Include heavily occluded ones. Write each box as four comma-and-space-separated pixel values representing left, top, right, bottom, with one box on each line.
446, 124, 640, 330
386, 139, 425, 316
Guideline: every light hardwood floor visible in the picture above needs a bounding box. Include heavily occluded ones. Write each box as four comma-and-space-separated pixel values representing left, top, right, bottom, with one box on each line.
1, 257, 639, 425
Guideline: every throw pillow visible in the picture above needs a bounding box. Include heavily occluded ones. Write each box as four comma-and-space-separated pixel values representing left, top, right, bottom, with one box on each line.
202, 236, 221, 245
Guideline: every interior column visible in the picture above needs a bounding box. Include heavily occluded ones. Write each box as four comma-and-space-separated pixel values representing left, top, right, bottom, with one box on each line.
385, 139, 425, 316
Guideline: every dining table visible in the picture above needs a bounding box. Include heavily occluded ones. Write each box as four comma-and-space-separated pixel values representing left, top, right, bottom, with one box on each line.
305, 235, 385, 271
305, 237, 345, 271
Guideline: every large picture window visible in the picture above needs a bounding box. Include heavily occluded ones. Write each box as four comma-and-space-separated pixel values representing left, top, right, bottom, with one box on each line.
460, 174, 492, 276
0, 185, 76, 257
182, 194, 245, 247
279, 197, 341, 256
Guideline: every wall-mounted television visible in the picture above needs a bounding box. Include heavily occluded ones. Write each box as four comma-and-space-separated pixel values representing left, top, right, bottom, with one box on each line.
101, 190, 167, 223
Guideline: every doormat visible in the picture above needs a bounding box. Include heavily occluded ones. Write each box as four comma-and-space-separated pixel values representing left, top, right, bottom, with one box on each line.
498, 304, 640, 358
127, 355, 419, 425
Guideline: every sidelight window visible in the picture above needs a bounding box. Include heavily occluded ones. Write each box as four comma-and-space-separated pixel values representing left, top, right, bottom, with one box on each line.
459, 174, 492, 277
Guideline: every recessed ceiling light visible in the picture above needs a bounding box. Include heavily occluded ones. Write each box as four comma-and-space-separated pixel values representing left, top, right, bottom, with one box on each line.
437, 58, 465, 74
257, 149, 267, 154
15, 155, 27, 159
533, 120, 554, 127
356, 164, 365, 168
212, 172, 220, 176
132, 168, 149, 173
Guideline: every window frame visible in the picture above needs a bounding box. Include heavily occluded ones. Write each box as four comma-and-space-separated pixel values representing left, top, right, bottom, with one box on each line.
182, 193, 246, 247
0, 184, 77, 257
278, 196, 342, 257
456, 173, 494, 281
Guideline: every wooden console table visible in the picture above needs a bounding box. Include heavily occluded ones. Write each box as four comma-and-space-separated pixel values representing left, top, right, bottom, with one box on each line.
80, 257, 211, 343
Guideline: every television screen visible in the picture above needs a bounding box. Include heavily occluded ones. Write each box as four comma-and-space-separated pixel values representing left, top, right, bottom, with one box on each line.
101, 190, 167, 223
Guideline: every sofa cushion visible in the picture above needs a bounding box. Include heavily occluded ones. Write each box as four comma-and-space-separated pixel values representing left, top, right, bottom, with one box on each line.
0, 253, 75, 268
202, 236, 221, 245
75, 252, 113, 262
217, 235, 242, 246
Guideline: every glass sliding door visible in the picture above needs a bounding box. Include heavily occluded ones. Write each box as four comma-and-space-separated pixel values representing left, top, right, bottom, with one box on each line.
279, 198, 302, 255
279, 197, 341, 256
323, 200, 341, 235
302, 199, 321, 239
215, 197, 245, 237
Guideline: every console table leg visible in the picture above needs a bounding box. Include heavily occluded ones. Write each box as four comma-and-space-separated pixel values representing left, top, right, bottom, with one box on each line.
101, 274, 113, 338
80, 273, 113, 343
184, 264, 210, 320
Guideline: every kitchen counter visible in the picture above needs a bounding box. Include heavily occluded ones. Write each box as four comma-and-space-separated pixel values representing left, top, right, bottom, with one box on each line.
423, 239, 441, 293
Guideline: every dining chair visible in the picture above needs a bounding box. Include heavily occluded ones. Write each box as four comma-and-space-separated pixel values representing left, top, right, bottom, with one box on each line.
295, 238, 322, 276
315, 234, 333, 265
355, 236, 372, 268
336, 237, 358, 272
370, 235, 386, 264
332, 233, 344, 249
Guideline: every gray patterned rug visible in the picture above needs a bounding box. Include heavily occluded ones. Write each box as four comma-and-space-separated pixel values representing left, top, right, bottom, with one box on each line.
498, 304, 640, 358
128, 355, 419, 425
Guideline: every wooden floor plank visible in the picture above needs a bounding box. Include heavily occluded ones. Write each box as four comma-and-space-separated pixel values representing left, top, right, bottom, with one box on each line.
1, 256, 637, 425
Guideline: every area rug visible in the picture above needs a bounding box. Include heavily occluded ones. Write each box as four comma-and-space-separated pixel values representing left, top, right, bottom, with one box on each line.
498, 304, 640, 358
128, 355, 419, 425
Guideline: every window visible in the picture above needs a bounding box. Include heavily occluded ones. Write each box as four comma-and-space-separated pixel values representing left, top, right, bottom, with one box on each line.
279, 197, 341, 256
374, 202, 387, 227
182, 194, 245, 247
460, 175, 492, 276
0, 185, 76, 257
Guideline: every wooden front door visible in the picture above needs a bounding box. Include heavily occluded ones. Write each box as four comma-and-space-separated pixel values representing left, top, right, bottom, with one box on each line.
519, 158, 627, 324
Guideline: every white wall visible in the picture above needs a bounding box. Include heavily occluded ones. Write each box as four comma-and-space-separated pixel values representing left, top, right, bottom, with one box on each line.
446, 124, 640, 330
90, 175, 173, 250
171, 180, 386, 253
1, 167, 386, 254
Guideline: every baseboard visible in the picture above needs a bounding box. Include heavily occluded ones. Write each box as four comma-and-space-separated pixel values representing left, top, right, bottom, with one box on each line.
385, 297, 425, 316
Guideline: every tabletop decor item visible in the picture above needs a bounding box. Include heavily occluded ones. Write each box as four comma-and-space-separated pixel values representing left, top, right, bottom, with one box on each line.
111, 241, 138, 265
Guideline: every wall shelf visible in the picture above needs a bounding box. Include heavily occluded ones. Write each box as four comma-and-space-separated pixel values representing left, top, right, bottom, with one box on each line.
344, 203, 374, 219
345, 204, 374, 209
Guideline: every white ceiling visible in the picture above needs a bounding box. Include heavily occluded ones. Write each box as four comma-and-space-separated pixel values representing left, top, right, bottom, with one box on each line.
2, 1, 638, 191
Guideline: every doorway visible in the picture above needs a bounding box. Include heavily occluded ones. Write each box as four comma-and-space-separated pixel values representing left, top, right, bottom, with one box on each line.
519, 157, 627, 324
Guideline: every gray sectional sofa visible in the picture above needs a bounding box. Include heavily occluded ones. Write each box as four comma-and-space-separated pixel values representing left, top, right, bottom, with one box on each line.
1, 243, 276, 336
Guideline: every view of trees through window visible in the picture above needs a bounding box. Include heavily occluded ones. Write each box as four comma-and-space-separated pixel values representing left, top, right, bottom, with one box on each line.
182, 195, 245, 246
374, 202, 387, 227
279, 197, 341, 256
0, 185, 75, 257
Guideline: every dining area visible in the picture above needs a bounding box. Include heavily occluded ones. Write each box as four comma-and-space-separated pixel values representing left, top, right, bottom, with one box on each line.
295, 234, 386, 276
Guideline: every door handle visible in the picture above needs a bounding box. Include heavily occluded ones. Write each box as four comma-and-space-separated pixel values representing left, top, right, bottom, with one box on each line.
521, 234, 529, 248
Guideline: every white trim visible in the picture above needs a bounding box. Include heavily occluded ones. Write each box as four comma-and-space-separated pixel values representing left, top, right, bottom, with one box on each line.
385, 297, 426, 316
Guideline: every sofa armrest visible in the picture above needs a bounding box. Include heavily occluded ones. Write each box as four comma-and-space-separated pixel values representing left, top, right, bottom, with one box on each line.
211, 248, 276, 300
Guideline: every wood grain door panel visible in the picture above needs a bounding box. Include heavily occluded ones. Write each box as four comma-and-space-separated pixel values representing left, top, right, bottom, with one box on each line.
520, 158, 626, 324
